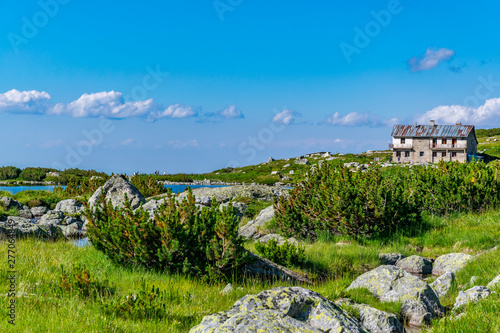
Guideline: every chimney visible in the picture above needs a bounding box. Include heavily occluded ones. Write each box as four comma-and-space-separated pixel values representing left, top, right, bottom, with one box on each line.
430, 120, 435, 126
456, 123, 462, 126
414, 122, 417, 126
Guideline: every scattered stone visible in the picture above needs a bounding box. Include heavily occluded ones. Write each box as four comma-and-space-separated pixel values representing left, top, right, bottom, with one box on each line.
88, 174, 146, 210
220, 283, 234, 295
468, 276, 479, 287
289, 170, 295, 175
283, 164, 291, 168
190, 287, 366, 333
322, 152, 331, 158
400, 300, 432, 327
55, 199, 83, 215
453, 286, 492, 310
239, 205, 274, 239
347, 265, 444, 327
379, 253, 405, 265
396, 255, 433, 275
256, 233, 286, 245
430, 272, 455, 298
270, 171, 280, 175
432, 253, 473, 276
487, 274, 500, 289
267, 157, 274, 163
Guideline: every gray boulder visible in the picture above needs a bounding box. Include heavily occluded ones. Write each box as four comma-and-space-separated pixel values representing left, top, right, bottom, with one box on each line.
59, 223, 85, 239
196, 196, 212, 206
487, 274, 500, 289
219, 202, 248, 220
453, 286, 492, 310
190, 287, 367, 333
295, 159, 310, 165
31, 206, 48, 218
88, 174, 145, 210
432, 253, 473, 276
430, 272, 455, 298
400, 300, 432, 327
396, 255, 433, 275
336, 299, 405, 333
39, 211, 65, 226
55, 199, 83, 215
347, 265, 443, 326
379, 253, 405, 265
18, 207, 34, 219
239, 205, 274, 239
0, 220, 63, 240
0, 197, 24, 210
178, 185, 288, 204
256, 233, 286, 245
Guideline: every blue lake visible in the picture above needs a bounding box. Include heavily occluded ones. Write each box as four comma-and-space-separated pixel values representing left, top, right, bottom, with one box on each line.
0, 184, 227, 195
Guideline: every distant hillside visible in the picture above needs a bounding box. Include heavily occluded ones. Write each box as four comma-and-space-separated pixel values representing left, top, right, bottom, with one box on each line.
476, 128, 500, 138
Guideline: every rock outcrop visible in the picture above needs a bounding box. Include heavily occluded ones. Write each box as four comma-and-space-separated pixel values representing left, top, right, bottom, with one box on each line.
239, 205, 274, 239
55, 199, 83, 215
347, 265, 444, 327
432, 253, 473, 276
88, 174, 145, 210
453, 286, 492, 310
396, 255, 433, 275
379, 253, 405, 266
430, 272, 455, 298
178, 185, 288, 204
190, 287, 367, 333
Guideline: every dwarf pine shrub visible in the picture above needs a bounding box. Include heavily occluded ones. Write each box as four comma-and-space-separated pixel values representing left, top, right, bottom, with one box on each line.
255, 238, 306, 267
275, 161, 500, 239
86, 189, 248, 279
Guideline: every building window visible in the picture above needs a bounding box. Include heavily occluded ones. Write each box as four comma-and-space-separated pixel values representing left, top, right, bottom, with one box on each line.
396, 151, 401, 157
442, 138, 447, 144
405, 151, 410, 158
452, 138, 457, 147
442, 152, 446, 157
401, 138, 406, 144
452, 152, 457, 157
432, 152, 437, 157
420, 152, 424, 157
432, 138, 437, 148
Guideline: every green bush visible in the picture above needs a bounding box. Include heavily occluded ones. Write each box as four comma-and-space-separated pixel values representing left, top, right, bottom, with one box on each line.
18, 167, 55, 181
101, 282, 169, 321
275, 161, 500, 239
86, 189, 248, 279
131, 174, 170, 198
255, 238, 306, 267
0, 166, 21, 180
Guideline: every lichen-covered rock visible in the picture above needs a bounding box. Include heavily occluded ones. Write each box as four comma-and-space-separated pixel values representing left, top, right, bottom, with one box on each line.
256, 233, 286, 244
430, 272, 455, 298
400, 300, 432, 327
242, 252, 312, 285
487, 274, 500, 289
59, 223, 85, 239
55, 199, 83, 215
179, 185, 288, 204
39, 211, 65, 226
220, 202, 248, 220
432, 253, 473, 276
0, 197, 24, 210
396, 255, 433, 275
239, 205, 274, 239
18, 208, 34, 219
453, 286, 492, 310
30, 206, 48, 218
88, 174, 145, 210
0, 220, 64, 240
347, 265, 443, 326
335, 299, 404, 333
190, 287, 367, 333
379, 253, 405, 265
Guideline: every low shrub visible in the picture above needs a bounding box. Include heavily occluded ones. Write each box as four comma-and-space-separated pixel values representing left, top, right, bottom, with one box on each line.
255, 238, 306, 267
131, 174, 170, 197
55, 264, 113, 300
86, 189, 248, 279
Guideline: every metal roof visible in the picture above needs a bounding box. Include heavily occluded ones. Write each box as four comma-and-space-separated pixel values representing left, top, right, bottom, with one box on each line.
391, 124, 475, 138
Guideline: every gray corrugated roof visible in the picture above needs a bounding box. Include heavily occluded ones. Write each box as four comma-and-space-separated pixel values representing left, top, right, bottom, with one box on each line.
392, 124, 475, 138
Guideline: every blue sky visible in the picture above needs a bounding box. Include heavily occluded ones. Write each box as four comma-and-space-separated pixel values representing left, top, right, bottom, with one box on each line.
1, 0, 500, 174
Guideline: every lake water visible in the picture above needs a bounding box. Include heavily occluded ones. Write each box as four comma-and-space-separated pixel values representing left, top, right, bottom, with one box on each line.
0, 184, 227, 195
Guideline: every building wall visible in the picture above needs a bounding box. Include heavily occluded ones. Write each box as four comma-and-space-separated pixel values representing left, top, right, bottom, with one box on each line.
392, 137, 469, 163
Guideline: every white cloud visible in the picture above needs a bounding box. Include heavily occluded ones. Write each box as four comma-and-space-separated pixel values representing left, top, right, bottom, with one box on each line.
417, 97, 500, 126
121, 138, 135, 146
147, 104, 196, 121
219, 104, 244, 119
409, 47, 455, 72
51, 91, 156, 118
273, 109, 299, 125
325, 112, 398, 127
0, 89, 51, 114
167, 139, 199, 149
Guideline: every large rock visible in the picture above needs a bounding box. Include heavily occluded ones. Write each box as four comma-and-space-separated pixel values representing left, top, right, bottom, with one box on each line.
432, 253, 473, 276
453, 286, 492, 310
0, 219, 64, 240
0, 197, 24, 210
220, 202, 248, 220
379, 253, 405, 265
242, 252, 312, 285
239, 205, 274, 239
55, 199, 83, 215
347, 265, 444, 326
59, 223, 85, 239
396, 255, 433, 275
31, 206, 48, 218
430, 272, 455, 298
487, 274, 500, 289
18, 208, 33, 219
190, 287, 367, 333
295, 159, 310, 165
178, 185, 288, 204
336, 299, 405, 333
88, 174, 145, 210
39, 211, 65, 226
